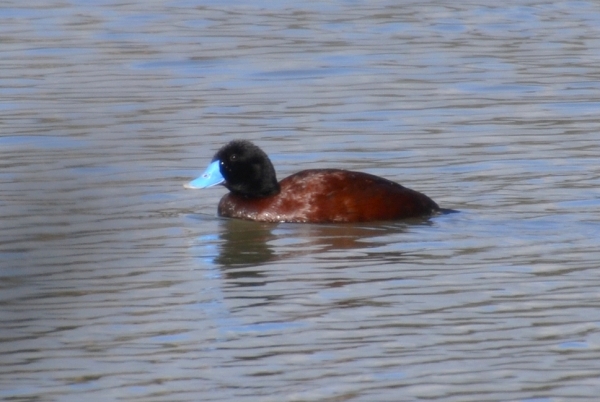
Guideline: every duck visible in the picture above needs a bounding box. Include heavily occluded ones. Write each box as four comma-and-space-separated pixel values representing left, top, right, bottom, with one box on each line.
185, 140, 441, 223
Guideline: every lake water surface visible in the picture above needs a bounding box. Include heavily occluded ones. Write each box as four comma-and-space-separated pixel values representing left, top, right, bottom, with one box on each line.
2, 1, 600, 401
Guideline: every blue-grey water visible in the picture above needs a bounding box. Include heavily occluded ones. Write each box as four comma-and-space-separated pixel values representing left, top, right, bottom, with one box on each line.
2, 1, 600, 401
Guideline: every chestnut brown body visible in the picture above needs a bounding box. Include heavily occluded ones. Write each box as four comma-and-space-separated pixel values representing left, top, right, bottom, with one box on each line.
218, 169, 439, 223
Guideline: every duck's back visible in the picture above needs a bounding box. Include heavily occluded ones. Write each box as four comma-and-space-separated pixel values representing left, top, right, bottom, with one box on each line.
217, 169, 439, 223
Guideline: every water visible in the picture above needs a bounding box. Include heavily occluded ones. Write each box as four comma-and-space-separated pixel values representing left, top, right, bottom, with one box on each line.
2, 1, 600, 401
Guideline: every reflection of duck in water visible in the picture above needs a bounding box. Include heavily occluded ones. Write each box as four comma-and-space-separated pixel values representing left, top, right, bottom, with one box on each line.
213, 218, 415, 270
186, 140, 442, 223
214, 219, 276, 269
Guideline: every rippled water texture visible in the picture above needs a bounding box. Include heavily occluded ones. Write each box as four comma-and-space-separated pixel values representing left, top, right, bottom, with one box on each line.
2, 1, 600, 401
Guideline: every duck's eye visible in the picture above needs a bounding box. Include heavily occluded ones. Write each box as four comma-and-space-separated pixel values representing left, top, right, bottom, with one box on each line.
229, 154, 237, 161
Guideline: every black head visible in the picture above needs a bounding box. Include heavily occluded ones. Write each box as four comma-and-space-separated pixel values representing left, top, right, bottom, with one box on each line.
213, 140, 280, 198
